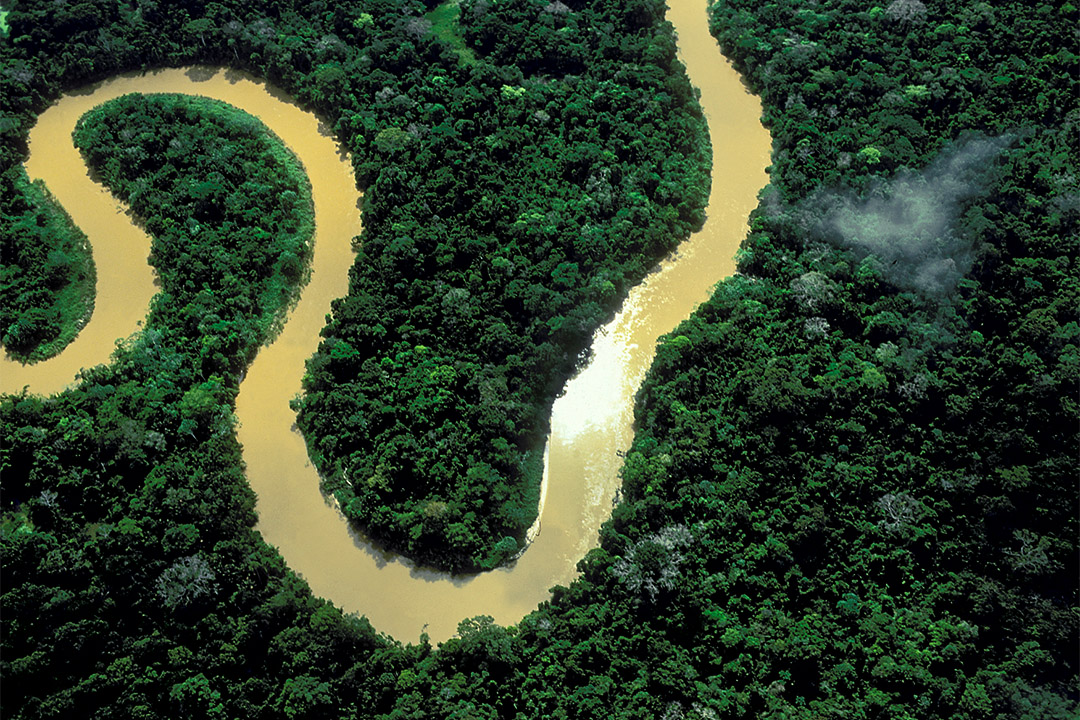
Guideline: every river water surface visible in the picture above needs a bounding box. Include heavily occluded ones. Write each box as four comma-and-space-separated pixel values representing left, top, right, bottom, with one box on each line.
1, 0, 769, 643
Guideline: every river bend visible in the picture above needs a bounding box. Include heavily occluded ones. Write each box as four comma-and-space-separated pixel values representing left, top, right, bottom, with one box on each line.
1, 0, 770, 642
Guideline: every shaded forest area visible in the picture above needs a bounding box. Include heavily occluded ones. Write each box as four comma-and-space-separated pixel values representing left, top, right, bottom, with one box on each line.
1, 0, 1077, 719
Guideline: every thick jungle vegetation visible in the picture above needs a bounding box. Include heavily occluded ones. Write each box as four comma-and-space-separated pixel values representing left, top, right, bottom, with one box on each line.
293, 0, 713, 571
1, 0, 714, 573
1, 0, 1076, 719
73, 92, 316, 374
0, 167, 96, 361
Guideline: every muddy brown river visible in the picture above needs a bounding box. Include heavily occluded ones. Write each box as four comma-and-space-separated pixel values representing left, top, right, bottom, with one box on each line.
1, 0, 769, 643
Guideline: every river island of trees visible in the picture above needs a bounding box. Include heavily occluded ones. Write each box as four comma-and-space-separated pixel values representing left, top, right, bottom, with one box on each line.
73, 91, 316, 375
1, 0, 1076, 718
1, 167, 96, 361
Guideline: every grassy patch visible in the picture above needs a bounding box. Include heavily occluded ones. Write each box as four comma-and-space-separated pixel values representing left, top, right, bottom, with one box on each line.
426, 0, 478, 66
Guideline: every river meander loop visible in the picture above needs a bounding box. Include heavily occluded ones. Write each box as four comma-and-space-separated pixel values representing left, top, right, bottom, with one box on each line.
1, 0, 770, 642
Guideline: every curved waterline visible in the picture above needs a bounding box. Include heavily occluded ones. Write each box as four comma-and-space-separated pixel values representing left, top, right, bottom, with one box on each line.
1, 0, 770, 643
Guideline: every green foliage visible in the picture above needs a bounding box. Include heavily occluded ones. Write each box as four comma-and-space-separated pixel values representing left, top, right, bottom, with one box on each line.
426, 0, 478, 66
0, 0, 1076, 718
516, 0, 1077, 717
1, 167, 96, 361
72, 92, 315, 375
293, 0, 711, 571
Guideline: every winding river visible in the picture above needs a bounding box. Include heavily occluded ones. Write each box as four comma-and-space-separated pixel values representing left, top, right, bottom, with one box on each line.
0, 0, 769, 642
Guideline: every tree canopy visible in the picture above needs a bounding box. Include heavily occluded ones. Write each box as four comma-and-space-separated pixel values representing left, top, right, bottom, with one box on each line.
1, 0, 1076, 717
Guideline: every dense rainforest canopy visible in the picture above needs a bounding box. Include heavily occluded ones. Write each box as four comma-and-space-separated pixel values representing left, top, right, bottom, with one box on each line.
292, 0, 713, 571
72, 91, 316, 375
3, 0, 716, 573
1, 0, 1077, 718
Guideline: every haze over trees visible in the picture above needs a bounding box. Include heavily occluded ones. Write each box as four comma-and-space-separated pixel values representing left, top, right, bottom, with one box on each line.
1, 0, 1076, 718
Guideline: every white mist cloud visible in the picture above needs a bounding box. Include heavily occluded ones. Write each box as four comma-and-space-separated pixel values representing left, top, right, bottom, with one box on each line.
810, 133, 1012, 295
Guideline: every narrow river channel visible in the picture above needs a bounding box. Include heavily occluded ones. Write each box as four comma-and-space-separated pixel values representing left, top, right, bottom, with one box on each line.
1, 0, 770, 643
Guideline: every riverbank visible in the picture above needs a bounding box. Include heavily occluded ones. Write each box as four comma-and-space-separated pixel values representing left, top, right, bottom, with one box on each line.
2, 0, 769, 642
